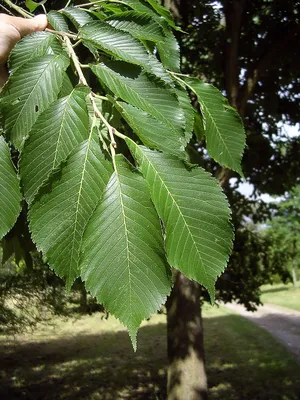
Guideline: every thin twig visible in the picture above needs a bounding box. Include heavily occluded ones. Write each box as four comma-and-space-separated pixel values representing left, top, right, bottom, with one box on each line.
64, 36, 88, 85
90, 94, 117, 148
74, 0, 126, 8
93, 93, 109, 101
65, 0, 72, 8
75, 0, 104, 7
0, 4, 14, 15
167, 70, 191, 78
110, 143, 116, 164
46, 28, 77, 40
72, 40, 82, 49
168, 70, 188, 89
3, 0, 33, 18
63, 34, 119, 150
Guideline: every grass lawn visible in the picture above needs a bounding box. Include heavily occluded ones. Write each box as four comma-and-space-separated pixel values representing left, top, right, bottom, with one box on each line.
1, 305, 299, 400
261, 282, 300, 311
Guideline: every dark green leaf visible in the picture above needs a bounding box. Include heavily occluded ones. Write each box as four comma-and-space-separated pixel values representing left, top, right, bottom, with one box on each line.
184, 78, 246, 175
156, 27, 180, 72
79, 21, 171, 83
0, 136, 21, 239
127, 140, 233, 300
91, 61, 184, 133
1, 54, 70, 150
81, 155, 171, 348
62, 7, 94, 28
8, 32, 61, 71
48, 10, 69, 32
29, 133, 113, 290
116, 101, 186, 157
20, 86, 90, 204
146, 0, 177, 29
175, 86, 195, 143
105, 11, 166, 43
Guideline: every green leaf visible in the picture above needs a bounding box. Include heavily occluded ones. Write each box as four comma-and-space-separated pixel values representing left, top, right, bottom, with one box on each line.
80, 155, 171, 348
116, 101, 186, 158
194, 113, 205, 142
1, 54, 70, 150
25, 0, 41, 12
145, 0, 177, 29
126, 140, 233, 300
0, 136, 21, 240
59, 72, 74, 97
20, 87, 90, 205
105, 11, 166, 43
184, 78, 246, 175
175, 86, 195, 144
62, 8, 99, 59
122, 0, 159, 16
29, 130, 113, 290
91, 61, 184, 134
79, 21, 171, 83
97, 3, 125, 15
62, 7, 94, 28
156, 27, 180, 72
8, 32, 62, 72
48, 10, 69, 32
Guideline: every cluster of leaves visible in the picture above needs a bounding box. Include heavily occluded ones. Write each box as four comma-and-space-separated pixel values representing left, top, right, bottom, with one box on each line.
262, 186, 300, 279
0, 0, 245, 346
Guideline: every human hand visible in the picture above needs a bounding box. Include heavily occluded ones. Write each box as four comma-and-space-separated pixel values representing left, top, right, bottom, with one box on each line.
0, 14, 48, 87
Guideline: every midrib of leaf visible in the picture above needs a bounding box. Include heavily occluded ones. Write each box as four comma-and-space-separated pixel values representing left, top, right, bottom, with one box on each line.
67, 117, 95, 284
113, 158, 133, 323
11, 55, 63, 142
200, 101, 236, 168
139, 147, 207, 279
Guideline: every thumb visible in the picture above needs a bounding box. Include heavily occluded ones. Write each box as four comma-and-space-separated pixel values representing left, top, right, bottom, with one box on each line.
12, 14, 48, 37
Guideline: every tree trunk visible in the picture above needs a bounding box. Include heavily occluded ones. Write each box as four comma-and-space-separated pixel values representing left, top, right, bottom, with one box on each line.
163, 2, 208, 398
291, 239, 297, 287
166, 272, 208, 400
291, 265, 297, 287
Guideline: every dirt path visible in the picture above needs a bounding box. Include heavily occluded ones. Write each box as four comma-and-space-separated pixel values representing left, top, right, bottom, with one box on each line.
224, 303, 300, 363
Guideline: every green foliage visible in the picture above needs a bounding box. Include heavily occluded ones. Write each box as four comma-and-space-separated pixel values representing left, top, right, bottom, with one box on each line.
81, 155, 171, 349
0, 0, 245, 345
262, 187, 300, 280
126, 141, 233, 301
183, 78, 245, 175
0, 137, 21, 240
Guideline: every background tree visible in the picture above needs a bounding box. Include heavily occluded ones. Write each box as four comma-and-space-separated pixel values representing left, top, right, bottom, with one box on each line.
162, 1, 300, 398
263, 186, 300, 286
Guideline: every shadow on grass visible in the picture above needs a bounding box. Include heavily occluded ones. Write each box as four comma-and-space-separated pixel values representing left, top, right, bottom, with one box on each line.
1, 315, 300, 400
261, 286, 290, 295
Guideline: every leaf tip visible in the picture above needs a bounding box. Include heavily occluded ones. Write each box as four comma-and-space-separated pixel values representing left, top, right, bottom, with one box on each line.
207, 285, 215, 305
65, 277, 75, 295
129, 328, 138, 352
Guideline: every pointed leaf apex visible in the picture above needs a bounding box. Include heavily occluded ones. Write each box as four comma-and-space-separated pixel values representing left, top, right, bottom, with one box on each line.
129, 328, 138, 352
207, 285, 215, 305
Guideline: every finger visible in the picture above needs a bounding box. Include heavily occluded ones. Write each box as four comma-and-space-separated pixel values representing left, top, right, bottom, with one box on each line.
0, 14, 48, 39
9, 14, 48, 37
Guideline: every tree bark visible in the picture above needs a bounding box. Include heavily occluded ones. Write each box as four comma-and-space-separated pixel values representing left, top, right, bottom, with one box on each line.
291, 239, 298, 287
166, 272, 208, 400
163, 2, 208, 398
291, 265, 297, 287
